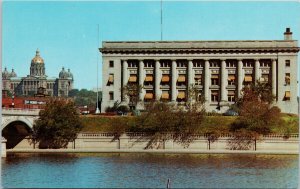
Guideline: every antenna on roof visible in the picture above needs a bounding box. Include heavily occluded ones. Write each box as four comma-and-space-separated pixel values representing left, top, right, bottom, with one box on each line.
95, 24, 100, 114
160, 0, 163, 41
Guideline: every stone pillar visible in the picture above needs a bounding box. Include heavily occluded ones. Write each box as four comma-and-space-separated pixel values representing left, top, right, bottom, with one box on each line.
188, 59, 193, 87
255, 59, 260, 83
238, 59, 243, 98
138, 60, 144, 101
155, 60, 161, 100
2, 137, 7, 158
122, 60, 128, 101
171, 60, 177, 101
204, 60, 210, 103
221, 59, 227, 101
272, 59, 277, 98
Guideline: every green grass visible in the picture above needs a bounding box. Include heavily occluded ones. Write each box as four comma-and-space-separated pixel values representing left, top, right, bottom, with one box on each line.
80, 114, 298, 134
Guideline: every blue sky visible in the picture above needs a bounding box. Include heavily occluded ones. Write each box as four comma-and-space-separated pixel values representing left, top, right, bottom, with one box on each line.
3, 1, 300, 90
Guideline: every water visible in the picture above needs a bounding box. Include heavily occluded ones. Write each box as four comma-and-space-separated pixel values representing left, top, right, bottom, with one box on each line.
1, 153, 298, 188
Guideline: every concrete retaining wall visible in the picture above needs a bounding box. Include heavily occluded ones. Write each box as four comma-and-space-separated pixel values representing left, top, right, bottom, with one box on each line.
11, 133, 299, 152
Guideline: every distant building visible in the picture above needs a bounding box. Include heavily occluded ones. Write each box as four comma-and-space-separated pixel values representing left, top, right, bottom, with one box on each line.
100, 28, 298, 114
2, 49, 74, 97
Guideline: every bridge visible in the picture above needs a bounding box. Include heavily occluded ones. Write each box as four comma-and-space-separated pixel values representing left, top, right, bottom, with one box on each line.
1, 108, 41, 149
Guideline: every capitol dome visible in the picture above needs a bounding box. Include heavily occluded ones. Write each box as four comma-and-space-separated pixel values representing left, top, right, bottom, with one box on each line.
31, 49, 44, 64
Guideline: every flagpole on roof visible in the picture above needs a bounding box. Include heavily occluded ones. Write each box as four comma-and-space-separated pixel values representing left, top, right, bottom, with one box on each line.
161, 0, 163, 41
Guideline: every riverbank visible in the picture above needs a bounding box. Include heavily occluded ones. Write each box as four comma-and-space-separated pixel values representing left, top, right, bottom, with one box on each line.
7, 148, 299, 155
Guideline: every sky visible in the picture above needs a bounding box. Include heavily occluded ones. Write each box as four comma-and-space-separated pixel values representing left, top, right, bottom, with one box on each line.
2, 1, 300, 90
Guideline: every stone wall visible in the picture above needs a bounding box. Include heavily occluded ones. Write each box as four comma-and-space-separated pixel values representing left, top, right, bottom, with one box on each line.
11, 133, 299, 152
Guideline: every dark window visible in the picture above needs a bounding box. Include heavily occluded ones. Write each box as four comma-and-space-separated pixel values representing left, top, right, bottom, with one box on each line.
285, 60, 290, 67
109, 61, 114, 67
109, 92, 114, 100
211, 90, 219, 102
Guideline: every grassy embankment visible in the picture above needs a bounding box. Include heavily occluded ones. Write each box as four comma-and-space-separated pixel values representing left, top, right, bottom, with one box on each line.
80, 113, 298, 134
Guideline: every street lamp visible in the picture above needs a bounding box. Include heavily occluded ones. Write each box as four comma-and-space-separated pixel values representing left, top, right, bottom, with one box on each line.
11, 92, 15, 108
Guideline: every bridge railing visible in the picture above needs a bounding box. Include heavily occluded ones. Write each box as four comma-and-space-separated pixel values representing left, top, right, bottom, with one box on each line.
2, 108, 41, 115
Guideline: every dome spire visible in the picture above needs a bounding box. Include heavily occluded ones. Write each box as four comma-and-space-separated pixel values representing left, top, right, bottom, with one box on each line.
36, 48, 40, 56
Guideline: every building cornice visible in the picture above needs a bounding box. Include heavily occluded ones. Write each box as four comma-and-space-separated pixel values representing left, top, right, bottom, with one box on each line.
100, 47, 300, 54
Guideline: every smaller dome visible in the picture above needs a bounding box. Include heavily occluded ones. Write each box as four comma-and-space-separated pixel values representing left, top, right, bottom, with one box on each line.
2, 67, 10, 79
10, 68, 17, 77
31, 49, 44, 64
59, 67, 68, 79
67, 69, 73, 80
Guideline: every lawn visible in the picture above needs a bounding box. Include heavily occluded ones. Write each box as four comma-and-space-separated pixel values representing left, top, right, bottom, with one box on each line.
80, 114, 298, 134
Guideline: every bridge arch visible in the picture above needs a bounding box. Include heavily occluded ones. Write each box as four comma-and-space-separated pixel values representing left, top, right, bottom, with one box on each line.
2, 117, 35, 149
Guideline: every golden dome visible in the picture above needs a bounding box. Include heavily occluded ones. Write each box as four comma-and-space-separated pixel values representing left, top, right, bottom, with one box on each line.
31, 49, 44, 64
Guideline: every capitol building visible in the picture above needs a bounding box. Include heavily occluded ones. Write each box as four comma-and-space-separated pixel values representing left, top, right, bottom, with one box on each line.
2, 49, 74, 97
100, 28, 298, 114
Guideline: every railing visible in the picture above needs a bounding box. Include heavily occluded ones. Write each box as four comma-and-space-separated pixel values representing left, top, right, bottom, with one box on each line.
2, 108, 41, 115
78, 132, 299, 139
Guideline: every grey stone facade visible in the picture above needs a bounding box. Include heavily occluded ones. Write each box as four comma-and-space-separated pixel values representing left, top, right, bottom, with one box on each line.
100, 28, 298, 114
2, 50, 74, 97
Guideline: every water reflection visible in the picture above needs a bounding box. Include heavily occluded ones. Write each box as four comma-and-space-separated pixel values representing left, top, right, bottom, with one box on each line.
2, 153, 298, 188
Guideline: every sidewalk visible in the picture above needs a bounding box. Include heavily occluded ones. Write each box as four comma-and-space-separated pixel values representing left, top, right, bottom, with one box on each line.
7, 148, 299, 155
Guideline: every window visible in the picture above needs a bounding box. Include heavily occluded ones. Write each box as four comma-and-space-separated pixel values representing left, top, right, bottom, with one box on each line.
109, 61, 114, 68
193, 60, 203, 67
128, 61, 138, 67
284, 91, 290, 101
244, 74, 253, 85
144, 61, 154, 68
194, 74, 202, 85
260, 61, 271, 67
144, 74, 154, 86
161, 91, 170, 101
243, 60, 254, 67
226, 60, 237, 68
160, 60, 171, 68
211, 90, 219, 102
228, 91, 235, 102
210, 60, 220, 67
161, 75, 170, 86
211, 74, 219, 85
129, 74, 137, 83
177, 91, 186, 102
177, 61, 187, 67
260, 74, 269, 83
285, 73, 290, 85
107, 74, 114, 85
177, 75, 186, 86
285, 60, 290, 67
109, 92, 114, 100
144, 90, 154, 102
228, 74, 236, 85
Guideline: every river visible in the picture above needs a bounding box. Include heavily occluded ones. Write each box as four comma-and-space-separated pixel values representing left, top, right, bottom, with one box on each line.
1, 153, 298, 188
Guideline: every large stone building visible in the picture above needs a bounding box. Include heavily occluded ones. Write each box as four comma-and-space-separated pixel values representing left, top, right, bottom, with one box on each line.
2, 49, 74, 97
100, 28, 298, 114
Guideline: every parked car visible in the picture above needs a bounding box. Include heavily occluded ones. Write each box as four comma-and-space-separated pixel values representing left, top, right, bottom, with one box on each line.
223, 109, 239, 116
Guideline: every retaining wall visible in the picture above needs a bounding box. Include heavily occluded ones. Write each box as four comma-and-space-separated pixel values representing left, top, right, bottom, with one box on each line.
12, 133, 299, 152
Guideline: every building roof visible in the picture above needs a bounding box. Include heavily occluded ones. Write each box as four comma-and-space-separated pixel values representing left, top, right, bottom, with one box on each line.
100, 40, 299, 54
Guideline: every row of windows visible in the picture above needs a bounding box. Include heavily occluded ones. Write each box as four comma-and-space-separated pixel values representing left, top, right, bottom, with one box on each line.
109, 90, 292, 102
108, 59, 292, 68
108, 73, 273, 87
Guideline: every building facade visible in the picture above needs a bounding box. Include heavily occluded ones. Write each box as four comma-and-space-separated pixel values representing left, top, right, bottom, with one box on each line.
2, 49, 74, 97
100, 28, 298, 114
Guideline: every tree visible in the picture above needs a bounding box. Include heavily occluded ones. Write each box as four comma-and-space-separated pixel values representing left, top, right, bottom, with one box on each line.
229, 81, 282, 150
68, 89, 99, 109
134, 101, 206, 149
121, 83, 143, 110
187, 84, 206, 111
32, 98, 83, 148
